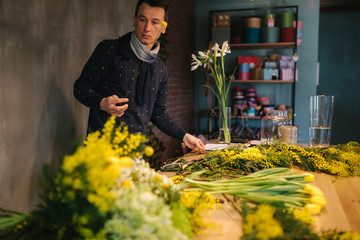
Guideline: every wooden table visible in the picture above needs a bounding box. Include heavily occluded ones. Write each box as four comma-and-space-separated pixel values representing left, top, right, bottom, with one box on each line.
161, 154, 360, 239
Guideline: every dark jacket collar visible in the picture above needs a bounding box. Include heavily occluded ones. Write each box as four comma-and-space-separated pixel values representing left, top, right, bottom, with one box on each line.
116, 32, 135, 60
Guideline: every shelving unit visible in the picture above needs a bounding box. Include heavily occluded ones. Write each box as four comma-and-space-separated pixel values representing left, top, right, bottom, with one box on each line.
230, 42, 296, 49
206, 5, 299, 138
232, 80, 294, 83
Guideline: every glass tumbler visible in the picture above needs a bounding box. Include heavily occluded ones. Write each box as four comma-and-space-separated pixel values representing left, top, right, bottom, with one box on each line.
261, 110, 292, 144
309, 95, 335, 147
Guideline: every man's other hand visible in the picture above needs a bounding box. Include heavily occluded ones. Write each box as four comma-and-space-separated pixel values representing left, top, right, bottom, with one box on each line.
183, 133, 205, 153
100, 95, 129, 118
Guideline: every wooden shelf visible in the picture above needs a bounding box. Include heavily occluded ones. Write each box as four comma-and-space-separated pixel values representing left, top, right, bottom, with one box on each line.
230, 42, 296, 49
232, 80, 294, 83
231, 115, 261, 119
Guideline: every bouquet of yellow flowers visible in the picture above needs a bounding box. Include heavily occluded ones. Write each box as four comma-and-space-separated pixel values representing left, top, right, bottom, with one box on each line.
0, 116, 219, 240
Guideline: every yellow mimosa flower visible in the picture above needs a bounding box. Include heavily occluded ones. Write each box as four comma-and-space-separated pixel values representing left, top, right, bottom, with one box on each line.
154, 173, 163, 182
118, 156, 133, 167
161, 182, 170, 190
161, 21, 167, 27
120, 180, 132, 189
144, 146, 154, 157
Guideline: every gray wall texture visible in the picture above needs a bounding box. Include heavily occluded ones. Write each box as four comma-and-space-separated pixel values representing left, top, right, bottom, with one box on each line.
0, 0, 137, 212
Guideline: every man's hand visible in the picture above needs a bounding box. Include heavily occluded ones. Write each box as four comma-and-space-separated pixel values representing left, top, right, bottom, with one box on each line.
100, 95, 129, 117
183, 133, 205, 153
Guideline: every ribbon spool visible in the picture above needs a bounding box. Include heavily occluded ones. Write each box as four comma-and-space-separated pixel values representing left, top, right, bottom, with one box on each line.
261, 27, 280, 43
246, 17, 261, 28
257, 97, 270, 106
264, 13, 276, 27
244, 27, 260, 43
281, 27, 295, 42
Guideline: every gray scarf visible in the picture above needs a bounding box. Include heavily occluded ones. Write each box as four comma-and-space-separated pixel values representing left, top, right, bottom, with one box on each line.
130, 31, 159, 63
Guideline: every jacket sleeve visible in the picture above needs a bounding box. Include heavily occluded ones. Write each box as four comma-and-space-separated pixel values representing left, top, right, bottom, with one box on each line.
73, 40, 113, 110
150, 67, 187, 142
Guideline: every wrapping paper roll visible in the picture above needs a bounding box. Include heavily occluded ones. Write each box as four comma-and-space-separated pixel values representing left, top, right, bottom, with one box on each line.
238, 63, 250, 72
237, 72, 250, 80
246, 17, 261, 28
261, 27, 280, 43
264, 13, 276, 27
244, 27, 260, 43
280, 27, 295, 42
281, 12, 293, 28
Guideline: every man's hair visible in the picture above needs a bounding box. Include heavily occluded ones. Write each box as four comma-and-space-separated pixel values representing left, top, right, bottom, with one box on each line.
135, 0, 168, 21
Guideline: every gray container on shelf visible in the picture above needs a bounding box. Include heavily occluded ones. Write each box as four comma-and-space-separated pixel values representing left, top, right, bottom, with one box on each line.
212, 26, 230, 44
261, 110, 292, 144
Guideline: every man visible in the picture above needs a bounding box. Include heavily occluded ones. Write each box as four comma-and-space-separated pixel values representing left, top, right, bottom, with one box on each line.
74, 0, 205, 153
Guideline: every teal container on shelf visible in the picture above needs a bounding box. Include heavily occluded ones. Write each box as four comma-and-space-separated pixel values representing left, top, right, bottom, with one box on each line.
261, 27, 280, 43
281, 12, 293, 27
244, 27, 260, 43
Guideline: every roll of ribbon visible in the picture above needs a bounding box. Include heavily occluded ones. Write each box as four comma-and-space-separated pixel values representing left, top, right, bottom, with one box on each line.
261, 27, 280, 43
233, 95, 245, 100
247, 108, 256, 117
257, 97, 270, 106
244, 27, 260, 43
247, 97, 257, 105
280, 27, 295, 42
246, 17, 261, 28
281, 12, 293, 28
232, 87, 242, 93
245, 88, 256, 94
264, 14, 276, 27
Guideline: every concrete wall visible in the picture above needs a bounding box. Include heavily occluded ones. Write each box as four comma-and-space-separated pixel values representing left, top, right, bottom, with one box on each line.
0, 0, 137, 212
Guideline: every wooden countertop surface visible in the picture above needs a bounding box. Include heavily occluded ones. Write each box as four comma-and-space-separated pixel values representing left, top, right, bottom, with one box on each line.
161, 153, 360, 239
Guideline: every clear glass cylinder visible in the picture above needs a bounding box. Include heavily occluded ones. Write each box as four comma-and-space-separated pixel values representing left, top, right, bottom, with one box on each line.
219, 107, 231, 144
309, 95, 335, 147
261, 110, 292, 144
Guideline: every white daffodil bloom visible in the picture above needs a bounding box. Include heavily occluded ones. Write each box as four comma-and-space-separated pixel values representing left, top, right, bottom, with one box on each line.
221, 41, 231, 55
212, 43, 220, 51
191, 54, 201, 71
198, 51, 208, 59
211, 43, 222, 57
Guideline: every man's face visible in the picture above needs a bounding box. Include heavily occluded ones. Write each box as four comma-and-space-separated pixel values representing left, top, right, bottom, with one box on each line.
133, 3, 166, 50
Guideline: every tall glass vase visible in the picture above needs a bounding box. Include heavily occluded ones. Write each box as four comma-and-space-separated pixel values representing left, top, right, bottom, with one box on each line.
219, 106, 231, 144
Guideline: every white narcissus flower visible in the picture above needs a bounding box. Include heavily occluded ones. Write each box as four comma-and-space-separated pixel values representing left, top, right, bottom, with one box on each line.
221, 41, 231, 55
198, 51, 208, 59
211, 43, 222, 57
191, 54, 201, 71
212, 43, 220, 51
